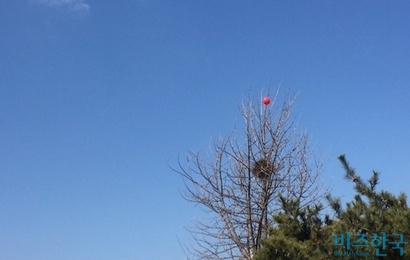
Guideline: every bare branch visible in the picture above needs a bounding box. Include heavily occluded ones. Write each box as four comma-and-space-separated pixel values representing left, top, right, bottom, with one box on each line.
173, 90, 325, 259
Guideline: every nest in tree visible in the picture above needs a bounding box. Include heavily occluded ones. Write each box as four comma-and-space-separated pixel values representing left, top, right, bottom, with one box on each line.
252, 158, 274, 180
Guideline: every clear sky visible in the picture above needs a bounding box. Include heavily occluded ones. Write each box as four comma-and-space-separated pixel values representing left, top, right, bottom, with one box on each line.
1, 1, 410, 259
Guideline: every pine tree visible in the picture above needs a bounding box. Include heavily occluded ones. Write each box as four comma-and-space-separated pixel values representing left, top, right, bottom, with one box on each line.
254, 155, 410, 260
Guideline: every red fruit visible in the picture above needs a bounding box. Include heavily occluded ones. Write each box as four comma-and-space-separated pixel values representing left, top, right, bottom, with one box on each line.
262, 97, 270, 105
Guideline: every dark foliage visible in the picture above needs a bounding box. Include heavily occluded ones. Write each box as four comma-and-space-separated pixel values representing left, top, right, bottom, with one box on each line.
254, 155, 410, 260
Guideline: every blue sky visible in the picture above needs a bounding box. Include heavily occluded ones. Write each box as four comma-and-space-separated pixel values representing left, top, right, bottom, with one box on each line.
1, 1, 410, 259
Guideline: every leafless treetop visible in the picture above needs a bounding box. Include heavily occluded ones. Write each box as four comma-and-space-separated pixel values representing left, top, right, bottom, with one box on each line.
175, 90, 324, 259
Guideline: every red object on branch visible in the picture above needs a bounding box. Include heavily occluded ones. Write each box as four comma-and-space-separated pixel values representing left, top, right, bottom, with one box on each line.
262, 97, 270, 105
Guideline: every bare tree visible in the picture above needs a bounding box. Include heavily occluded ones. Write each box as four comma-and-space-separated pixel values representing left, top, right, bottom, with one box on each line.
175, 90, 324, 259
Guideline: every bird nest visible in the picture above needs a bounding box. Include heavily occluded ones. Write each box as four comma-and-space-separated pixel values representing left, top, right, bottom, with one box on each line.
252, 158, 275, 180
